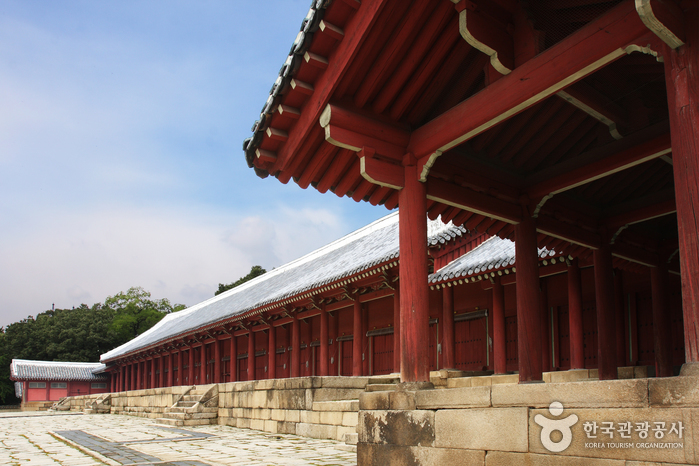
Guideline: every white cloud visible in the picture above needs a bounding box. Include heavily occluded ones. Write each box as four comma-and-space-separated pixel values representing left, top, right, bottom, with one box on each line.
0, 203, 351, 327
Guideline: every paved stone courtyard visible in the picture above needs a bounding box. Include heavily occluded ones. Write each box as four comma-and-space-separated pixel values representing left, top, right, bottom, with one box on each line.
0, 411, 357, 466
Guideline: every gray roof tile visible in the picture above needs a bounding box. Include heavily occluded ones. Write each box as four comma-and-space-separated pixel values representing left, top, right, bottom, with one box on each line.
11, 359, 107, 381
101, 213, 465, 362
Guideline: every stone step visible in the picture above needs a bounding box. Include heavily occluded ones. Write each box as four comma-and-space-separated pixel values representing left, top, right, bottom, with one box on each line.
181, 395, 203, 402
177, 401, 197, 407
365, 384, 397, 392
181, 418, 216, 426
367, 377, 399, 385
312, 400, 359, 412
343, 433, 358, 445
155, 418, 183, 427
162, 411, 218, 421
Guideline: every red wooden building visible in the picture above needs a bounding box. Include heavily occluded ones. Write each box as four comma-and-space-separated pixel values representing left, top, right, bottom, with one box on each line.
11, 359, 110, 409
102, 0, 696, 388
242, 0, 697, 384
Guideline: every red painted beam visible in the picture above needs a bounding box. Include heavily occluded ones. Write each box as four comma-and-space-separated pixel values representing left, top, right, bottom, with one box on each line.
409, 1, 652, 178
527, 131, 672, 200
425, 178, 522, 224
360, 149, 404, 190
275, 0, 391, 173
605, 198, 676, 228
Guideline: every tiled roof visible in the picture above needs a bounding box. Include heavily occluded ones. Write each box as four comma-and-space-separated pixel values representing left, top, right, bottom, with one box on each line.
429, 236, 557, 284
10, 359, 107, 382
244, 0, 332, 173
101, 213, 465, 362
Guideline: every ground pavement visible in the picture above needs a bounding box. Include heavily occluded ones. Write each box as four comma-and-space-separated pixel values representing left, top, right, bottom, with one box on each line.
0, 411, 357, 466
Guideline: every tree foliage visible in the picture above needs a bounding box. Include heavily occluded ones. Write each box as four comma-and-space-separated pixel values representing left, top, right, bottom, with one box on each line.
215, 265, 267, 296
0, 287, 184, 405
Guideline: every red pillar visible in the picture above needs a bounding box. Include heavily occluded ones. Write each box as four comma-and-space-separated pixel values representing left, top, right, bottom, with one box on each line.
393, 285, 401, 374
177, 351, 183, 386
268, 326, 276, 379
129, 363, 135, 391
614, 270, 627, 367
515, 215, 542, 382
567, 259, 585, 369
230, 337, 237, 382
200, 344, 207, 384
291, 314, 300, 378
493, 278, 507, 374
442, 286, 455, 369
188, 347, 194, 385
651, 264, 674, 377
399, 160, 430, 382
353, 300, 363, 376
320, 306, 329, 376
167, 353, 173, 387
159, 355, 165, 388
136, 360, 141, 390
594, 242, 618, 380
150, 358, 156, 388
540, 279, 551, 373
362, 304, 369, 375
214, 339, 221, 384
248, 332, 256, 381
664, 9, 699, 371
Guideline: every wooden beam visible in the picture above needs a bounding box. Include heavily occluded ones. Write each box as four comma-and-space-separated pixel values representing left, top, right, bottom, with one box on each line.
556, 81, 628, 140
605, 197, 676, 228
425, 178, 522, 224
409, 1, 653, 180
359, 148, 404, 190
276, 0, 390, 173
635, 0, 685, 49
457, 1, 514, 74
527, 130, 672, 201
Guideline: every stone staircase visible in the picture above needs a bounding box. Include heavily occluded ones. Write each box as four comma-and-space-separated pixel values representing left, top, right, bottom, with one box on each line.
50, 397, 71, 412
84, 393, 111, 414
364, 375, 400, 392
156, 384, 219, 427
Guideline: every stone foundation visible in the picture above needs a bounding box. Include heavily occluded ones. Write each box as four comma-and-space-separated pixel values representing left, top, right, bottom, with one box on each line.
357, 375, 699, 465
61, 376, 368, 443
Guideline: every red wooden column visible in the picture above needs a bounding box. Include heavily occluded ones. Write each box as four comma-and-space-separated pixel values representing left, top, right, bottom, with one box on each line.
493, 278, 507, 374
651, 264, 674, 377
442, 286, 455, 369
230, 336, 237, 382
393, 285, 401, 374
515, 215, 542, 382
188, 347, 194, 385
136, 360, 141, 390
568, 259, 585, 369
214, 339, 221, 384
540, 279, 551, 372
177, 351, 183, 386
119, 365, 125, 391
159, 355, 165, 388
291, 314, 300, 378
168, 352, 174, 387
111, 371, 116, 392
594, 241, 618, 380
353, 299, 362, 376
268, 326, 276, 380
130, 363, 135, 391
248, 332, 256, 381
399, 159, 430, 383
614, 270, 627, 367
664, 10, 699, 373
200, 344, 207, 384
149, 358, 155, 388
320, 305, 329, 376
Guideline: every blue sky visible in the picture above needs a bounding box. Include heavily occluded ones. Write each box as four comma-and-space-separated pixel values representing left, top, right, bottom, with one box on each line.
0, 1, 390, 327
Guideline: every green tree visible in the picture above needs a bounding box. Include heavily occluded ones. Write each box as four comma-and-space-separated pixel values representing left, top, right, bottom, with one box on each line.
107, 287, 184, 346
0, 328, 19, 405
215, 265, 267, 296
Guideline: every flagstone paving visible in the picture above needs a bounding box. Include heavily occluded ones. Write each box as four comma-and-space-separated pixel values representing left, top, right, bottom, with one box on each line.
0, 411, 357, 466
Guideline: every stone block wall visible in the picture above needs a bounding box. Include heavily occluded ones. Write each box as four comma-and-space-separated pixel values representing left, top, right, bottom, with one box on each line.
61, 377, 368, 443
358, 376, 699, 466
67, 386, 192, 419
218, 376, 368, 442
